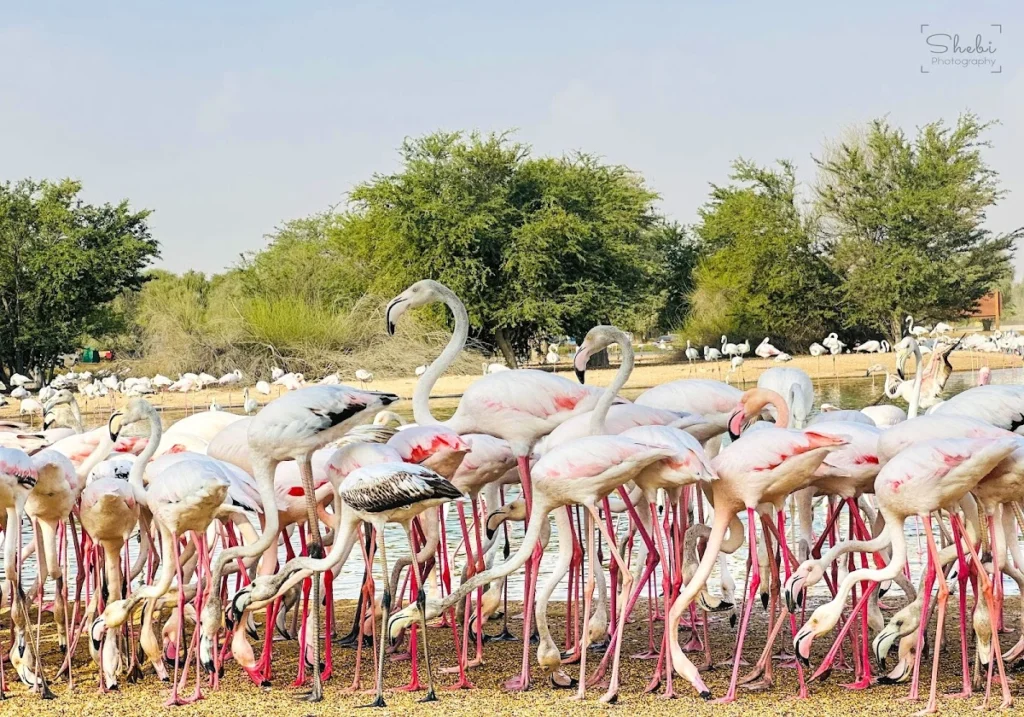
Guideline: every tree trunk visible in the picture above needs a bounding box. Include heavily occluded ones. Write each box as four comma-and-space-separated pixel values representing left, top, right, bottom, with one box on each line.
494, 328, 518, 369
590, 348, 610, 369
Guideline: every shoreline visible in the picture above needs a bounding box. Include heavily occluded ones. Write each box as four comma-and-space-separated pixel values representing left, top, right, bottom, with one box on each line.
3, 350, 1018, 421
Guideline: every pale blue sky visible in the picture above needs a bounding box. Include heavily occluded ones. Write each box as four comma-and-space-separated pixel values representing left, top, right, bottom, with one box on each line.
2, 1, 1021, 273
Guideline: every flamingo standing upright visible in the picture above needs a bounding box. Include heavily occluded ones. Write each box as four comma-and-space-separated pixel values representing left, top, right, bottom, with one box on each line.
385, 280, 619, 690
199, 384, 398, 702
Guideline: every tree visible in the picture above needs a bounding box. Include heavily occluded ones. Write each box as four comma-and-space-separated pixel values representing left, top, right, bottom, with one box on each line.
816, 114, 1018, 341
0, 179, 157, 383
684, 160, 839, 348
344, 131, 666, 365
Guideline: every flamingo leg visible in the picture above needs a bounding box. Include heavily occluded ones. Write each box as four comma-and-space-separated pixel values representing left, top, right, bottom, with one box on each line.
947, 513, 973, 699
404, 524, 438, 702
571, 509, 596, 701
361, 527, 390, 708
297, 456, 324, 703
716, 507, 761, 704
918, 515, 947, 716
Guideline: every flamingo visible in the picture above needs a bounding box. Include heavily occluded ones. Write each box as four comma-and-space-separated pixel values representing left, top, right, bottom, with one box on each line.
243, 387, 258, 415
685, 340, 699, 366
199, 384, 399, 702
661, 389, 847, 703
355, 369, 373, 388
721, 335, 739, 358
754, 337, 781, 359
339, 461, 464, 707
385, 280, 619, 689
792, 437, 1019, 712
634, 379, 741, 440
0, 448, 40, 699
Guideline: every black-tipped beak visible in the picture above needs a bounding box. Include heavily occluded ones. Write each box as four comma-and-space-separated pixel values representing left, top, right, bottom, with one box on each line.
575, 368, 586, 385
761, 591, 769, 609
385, 298, 404, 337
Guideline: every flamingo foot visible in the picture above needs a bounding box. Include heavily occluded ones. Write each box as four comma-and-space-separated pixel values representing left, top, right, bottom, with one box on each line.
631, 650, 659, 660
682, 636, 704, 653
842, 677, 873, 690
395, 679, 422, 692
446, 676, 475, 690
503, 673, 530, 691
740, 678, 773, 692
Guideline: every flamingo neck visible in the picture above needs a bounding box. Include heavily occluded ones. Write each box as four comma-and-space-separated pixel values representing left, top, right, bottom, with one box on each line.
763, 390, 790, 430
70, 399, 84, 433
907, 345, 923, 419
589, 331, 634, 435
128, 404, 163, 492
831, 518, 905, 610
413, 288, 469, 426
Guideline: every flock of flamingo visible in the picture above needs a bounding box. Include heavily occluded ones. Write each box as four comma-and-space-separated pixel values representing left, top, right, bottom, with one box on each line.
1, 278, 1023, 713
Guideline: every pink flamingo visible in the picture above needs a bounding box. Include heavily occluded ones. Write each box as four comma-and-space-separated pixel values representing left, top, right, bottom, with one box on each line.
793, 437, 1019, 714
199, 384, 399, 702
662, 390, 848, 703
386, 280, 617, 690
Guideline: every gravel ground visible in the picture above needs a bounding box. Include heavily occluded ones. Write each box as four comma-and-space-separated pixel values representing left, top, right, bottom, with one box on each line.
3, 596, 1020, 716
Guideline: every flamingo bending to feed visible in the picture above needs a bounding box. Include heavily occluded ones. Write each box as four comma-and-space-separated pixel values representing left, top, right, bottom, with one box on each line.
199, 384, 399, 702
388, 325, 699, 704
792, 437, 1019, 713
661, 388, 848, 703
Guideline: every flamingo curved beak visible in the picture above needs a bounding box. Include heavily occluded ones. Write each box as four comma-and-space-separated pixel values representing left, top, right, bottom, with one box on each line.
793, 625, 814, 666
727, 408, 745, 440
872, 624, 900, 669
385, 297, 407, 336
573, 344, 592, 384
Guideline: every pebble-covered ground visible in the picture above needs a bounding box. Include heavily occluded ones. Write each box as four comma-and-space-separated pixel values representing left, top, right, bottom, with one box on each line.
4, 596, 1021, 716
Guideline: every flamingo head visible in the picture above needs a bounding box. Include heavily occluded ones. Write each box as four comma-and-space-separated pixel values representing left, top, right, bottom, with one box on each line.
872, 603, 919, 670
728, 388, 789, 439
782, 560, 823, 612
573, 325, 628, 384
793, 600, 844, 666
485, 498, 527, 540
385, 279, 447, 336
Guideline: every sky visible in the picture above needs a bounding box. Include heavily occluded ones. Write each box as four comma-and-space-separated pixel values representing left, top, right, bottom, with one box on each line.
1, 1, 1022, 275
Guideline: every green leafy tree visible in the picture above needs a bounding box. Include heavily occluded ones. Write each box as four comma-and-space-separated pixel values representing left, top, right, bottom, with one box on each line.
0, 179, 157, 383
684, 160, 839, 348
345, 131, 666, 365
816, 114, 1018, 341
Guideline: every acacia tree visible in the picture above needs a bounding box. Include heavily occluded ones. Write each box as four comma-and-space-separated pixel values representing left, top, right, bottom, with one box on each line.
816, 114, 1018, 341
685, 160, 839, 349
344, 131, 666, 365
0, 179, 157, 384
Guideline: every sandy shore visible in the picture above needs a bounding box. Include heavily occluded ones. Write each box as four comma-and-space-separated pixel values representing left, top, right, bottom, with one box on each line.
4, 351, 1018, 422
6, 597, 1017, 716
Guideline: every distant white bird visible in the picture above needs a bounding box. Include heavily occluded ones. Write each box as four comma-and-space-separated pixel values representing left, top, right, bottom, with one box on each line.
218, 369, 243, 386
737, 339, 751, 357
773, 352, 792, 362
809, 342, 826, 357
685, 340, 700, 365
318, 373, 341, 385
932, 322, 952, 335
10, 373, 30, 388
354, 369, 373, 388
209, 399, 221, 411
704, 345, 722, 361
270, 366, 284, 381
730, 356, 744, 370
414, 365, 428, 377
255, 380, 271, 396
20, 398, 43, 416
243, 387, 258, 415
721, 335, 740, 358
11, 386, 29, 400
821, 332, 844, 353
152, 374, 173, 389
754, 337, 781, 359
196, 372, 218, 389
853, 340, 882, 353
485, 363, 510, 374
273, 372, 305, 391
546, 348, 559, 365
38, 385, 56, 403
102, 375, 120, 391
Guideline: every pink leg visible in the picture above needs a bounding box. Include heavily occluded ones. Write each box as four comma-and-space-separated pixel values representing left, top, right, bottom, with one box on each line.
715, 508, 761, 704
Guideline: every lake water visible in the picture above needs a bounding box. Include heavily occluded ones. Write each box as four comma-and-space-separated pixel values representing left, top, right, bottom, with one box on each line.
6, 366, 1022, 608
